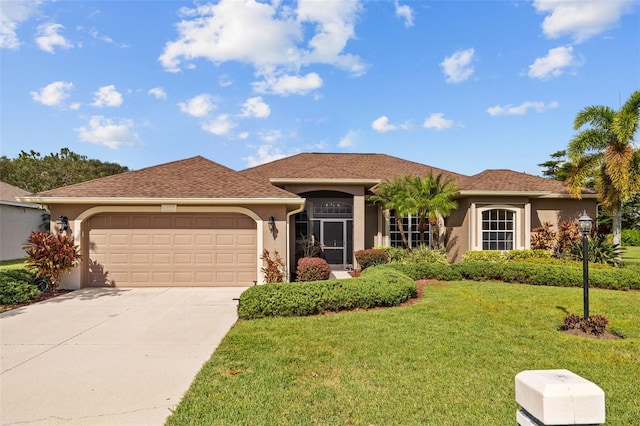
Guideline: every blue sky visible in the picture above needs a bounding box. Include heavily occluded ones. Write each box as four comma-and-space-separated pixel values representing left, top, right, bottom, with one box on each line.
1, 0, 639, 177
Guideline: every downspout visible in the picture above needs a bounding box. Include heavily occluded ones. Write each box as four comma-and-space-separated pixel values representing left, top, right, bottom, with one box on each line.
286, 201, 306, 282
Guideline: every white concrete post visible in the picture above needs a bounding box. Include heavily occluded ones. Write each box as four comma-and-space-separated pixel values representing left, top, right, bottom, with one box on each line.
515, 369, 605, 425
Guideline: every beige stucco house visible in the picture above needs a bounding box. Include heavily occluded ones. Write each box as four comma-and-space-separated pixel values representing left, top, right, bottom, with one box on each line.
1, 182, 46, 261
18, 153, 597, 288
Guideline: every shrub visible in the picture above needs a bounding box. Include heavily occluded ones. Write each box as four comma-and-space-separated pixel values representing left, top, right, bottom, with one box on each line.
563, 235, 622, 267
405, 246, 450, 264
622, 229, 640, 246
373, 246, 407, 263
260, 249, 285, 283
378, 263, 462, 281
296, 257, 331, 282
23, 231, 82, 290
561, 313, 609, 336
238, 269, 416, 319
354, 249, 388, 270
462, 250, 550, 263
0, 269, 39, 305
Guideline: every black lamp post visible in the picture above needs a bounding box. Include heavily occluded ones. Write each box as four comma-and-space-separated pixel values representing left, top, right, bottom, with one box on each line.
578, 211, 593, 319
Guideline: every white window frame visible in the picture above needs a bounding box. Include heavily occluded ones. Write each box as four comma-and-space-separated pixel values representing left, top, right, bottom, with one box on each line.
474, 205, 520, 251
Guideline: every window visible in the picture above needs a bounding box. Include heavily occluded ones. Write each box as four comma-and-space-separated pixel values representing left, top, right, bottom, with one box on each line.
314, 202, 352, 215
389, 211, 430, 248
481, 209, 514, 250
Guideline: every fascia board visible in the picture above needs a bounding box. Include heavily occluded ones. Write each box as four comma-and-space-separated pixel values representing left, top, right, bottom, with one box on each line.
16, 196, 306, 206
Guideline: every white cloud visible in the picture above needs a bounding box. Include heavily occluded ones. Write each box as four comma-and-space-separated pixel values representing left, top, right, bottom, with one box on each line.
30, 81, 74, 107
158, 0, 366, 77
423, 113, 454, 130
76, 115, 140, 149
201, 114, 235, 135
487, 100, 559, 116
35, 23, 73, 53
91, 85, 123, 108
241, 96, 270, 118
258, 129, 282, 143
395, 1, 414, 28
237, 131, 250, 140
0, 0, 42, 49
218, 75, 233, 87
534, 0, 635, 43
178, 94, 215, 117
244, 144, 287, 167
528, 46, 581, 79
148, 87, 167, 100
338, 129, 358, 148
253, 72, 323, 96
372, 116, 397, 133
440, 48, 476, 83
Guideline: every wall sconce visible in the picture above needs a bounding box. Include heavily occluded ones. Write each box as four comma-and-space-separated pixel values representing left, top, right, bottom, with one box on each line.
268, 216, 275, 233
57, 215, 69, 233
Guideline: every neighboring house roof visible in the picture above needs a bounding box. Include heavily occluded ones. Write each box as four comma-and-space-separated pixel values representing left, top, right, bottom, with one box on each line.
1, 181, 31, 202
240, 153, 469, 185
26, 156, 301, 203
0, 181, 42, 208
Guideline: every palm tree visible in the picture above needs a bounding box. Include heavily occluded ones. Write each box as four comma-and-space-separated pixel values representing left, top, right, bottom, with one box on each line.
567, 90, 640, 246
369, 175, 413, 249
405, 172, 459, 249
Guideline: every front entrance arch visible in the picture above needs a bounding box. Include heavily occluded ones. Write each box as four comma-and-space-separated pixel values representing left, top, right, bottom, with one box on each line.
294, 191, 354, 267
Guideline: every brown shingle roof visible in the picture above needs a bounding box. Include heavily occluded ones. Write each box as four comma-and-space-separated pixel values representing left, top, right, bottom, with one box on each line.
240, 153, 470, 186
465, 169, 580, 193
1, 181, 32, 202
36, 156, 299, 199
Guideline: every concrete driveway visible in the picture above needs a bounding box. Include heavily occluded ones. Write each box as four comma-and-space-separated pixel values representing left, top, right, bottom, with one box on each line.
0, 287, 247, 425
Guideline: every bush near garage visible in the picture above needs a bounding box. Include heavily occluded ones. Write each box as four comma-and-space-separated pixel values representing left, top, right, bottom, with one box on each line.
237, 267, 416, 320
296, 257, 332, 282
0, 269, 39, 305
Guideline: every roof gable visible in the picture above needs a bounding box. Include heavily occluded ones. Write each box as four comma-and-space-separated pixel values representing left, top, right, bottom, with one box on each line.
1, 181, 31, 202
36, 156, 299, 199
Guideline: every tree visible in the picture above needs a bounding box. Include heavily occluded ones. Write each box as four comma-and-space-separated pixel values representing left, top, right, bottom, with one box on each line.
369, 175, 413, 249
538, 150, 575, 182
566, 90, 640, 246
0, 148, 129, 193
405, 172, 459, 249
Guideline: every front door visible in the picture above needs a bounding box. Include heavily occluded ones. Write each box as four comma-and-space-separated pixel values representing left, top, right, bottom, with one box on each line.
322, 220, 345, 265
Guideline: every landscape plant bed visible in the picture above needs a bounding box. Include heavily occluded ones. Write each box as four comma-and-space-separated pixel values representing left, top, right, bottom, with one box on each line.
0, 289, 73, 313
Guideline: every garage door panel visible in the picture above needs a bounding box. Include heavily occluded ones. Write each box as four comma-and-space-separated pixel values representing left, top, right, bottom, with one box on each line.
87, 213, 256, 287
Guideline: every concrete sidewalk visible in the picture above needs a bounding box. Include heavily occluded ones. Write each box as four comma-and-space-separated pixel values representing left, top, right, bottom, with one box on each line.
0, 287, 246, 425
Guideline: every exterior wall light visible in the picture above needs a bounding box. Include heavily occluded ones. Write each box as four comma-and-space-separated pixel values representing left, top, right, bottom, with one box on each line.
268, 216, 276, 233
57, 215, 69, 234
578, 210, 592, 319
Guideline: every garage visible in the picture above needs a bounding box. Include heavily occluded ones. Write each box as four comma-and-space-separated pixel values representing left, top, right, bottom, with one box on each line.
86, 213, 257, 287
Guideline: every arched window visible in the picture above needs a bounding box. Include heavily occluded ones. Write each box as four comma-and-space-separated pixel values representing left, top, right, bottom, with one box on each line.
481, 208, 515, 250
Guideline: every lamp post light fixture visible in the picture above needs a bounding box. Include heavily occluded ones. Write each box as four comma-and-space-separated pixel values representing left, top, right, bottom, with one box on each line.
578, 210, 593, 319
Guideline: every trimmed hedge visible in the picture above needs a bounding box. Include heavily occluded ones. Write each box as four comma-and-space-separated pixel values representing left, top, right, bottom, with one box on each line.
354, 249, 388, 269
0, 269, 39, 305
296, 257, 331, 282
462, 249, 551, 262
238, 268, 417, 319
452, 261, 640, 290
378, 263, 463, 281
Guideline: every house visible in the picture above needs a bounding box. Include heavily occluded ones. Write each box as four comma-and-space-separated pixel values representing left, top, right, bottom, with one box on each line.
18, 153, 598, 288
0, 181, 46, 261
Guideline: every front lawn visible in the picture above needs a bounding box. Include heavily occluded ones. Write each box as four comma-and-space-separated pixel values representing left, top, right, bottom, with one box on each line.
0, 259, 27, 270
622, 246, 640, 266
166, 281, 640, 425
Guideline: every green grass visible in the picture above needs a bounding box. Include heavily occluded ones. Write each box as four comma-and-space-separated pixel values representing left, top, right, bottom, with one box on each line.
166, 282, 640, 425
0, 259, 27, 270
622, 246, 640, 266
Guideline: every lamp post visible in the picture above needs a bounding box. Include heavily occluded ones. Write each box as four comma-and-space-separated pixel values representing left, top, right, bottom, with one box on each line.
578, 211, 593, 319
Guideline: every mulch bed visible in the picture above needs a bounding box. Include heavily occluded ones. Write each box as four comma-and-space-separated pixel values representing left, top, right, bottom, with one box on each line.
0, 289, 73, 313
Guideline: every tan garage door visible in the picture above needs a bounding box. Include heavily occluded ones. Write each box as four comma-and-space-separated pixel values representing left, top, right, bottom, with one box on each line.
86, 213, 256, 287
